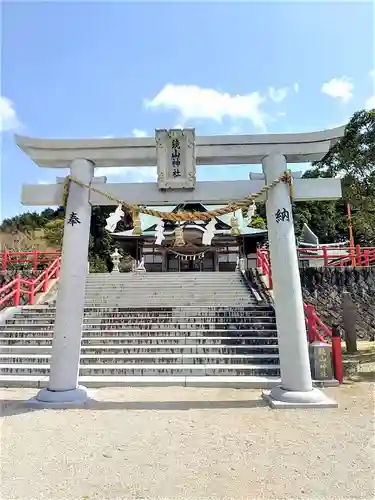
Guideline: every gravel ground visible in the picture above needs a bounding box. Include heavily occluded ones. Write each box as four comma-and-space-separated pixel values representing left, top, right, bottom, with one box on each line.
1, 383, 374, 500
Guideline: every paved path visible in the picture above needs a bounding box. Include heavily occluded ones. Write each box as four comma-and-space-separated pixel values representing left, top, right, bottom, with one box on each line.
1, 383, 374, 499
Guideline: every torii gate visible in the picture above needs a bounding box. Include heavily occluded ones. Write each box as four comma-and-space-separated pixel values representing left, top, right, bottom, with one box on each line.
17, 126, 344, 408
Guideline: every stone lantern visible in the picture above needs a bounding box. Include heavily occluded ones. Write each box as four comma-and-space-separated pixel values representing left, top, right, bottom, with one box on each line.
110, 248, 122, 273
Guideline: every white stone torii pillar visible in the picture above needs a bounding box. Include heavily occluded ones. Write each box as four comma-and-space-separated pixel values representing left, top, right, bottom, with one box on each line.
261, 154, 335, 408
35, 159, 94, 404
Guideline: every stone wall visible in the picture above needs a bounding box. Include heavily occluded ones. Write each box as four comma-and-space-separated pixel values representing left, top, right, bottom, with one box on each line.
300, 267, 375, 341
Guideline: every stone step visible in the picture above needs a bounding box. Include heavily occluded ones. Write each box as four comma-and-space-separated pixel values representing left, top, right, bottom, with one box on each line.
0, 329, 278, 338
86, 271, 242, 281
83, 296, 253, 301
85, 278, 243, 282
85, 284, 250, 295
5, 317, 276, 326
0, 375, 282, 389
84, 287, 250, 291
0, 344, 279, 355
83, 297, 254, 302
85, 284, 251, 296
13, 317, 274, 324
83, 303, 257, 308
84, 293, 252, 296
15, 311, 274, 320
85, 280, 248, 291
0, 324, 277, 333
27, 305, 269, 312
0, 353, 279, 365
0, 336, 279, 346
0, 363, 281, 377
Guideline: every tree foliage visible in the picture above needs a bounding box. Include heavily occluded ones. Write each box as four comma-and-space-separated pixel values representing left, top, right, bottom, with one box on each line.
256, 109, 375, 245
249, 216, 266, 230
44, 219, 65, 247
309, 109, 375, 245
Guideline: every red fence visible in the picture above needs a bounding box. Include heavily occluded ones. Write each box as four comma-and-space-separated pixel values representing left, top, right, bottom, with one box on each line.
0, 257, 61, 308
1, 249, 60, 272
256, 247, 344, 383
304, 304, 343, 383
297, 244, 375, 267
257, 245, 375, 290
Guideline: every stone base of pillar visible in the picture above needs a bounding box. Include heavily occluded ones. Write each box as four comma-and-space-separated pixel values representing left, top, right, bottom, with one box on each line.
27, 385, 89, 408
262, 386, 338, 409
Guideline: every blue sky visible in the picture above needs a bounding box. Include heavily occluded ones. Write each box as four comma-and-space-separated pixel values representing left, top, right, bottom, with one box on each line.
1, 1, 374, 221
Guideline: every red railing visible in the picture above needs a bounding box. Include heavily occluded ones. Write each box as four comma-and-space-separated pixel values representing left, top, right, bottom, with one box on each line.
0, 257, 61, 308
297, 244, 375, 267
256, 247, 343, 383
256, 249, 272, 289
304, 304, 343, 383
0, 249, 60, 272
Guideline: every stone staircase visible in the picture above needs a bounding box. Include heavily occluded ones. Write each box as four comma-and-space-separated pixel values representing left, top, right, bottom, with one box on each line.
0, 272, 281, 388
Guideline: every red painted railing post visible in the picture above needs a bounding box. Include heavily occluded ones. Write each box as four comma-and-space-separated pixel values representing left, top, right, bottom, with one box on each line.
256, 249, 261, 268
32, 249, 39, 271
14, 275, 21, 306
322, 246, 328, 266
54, 260, 60, 279
268, 257, 273, 290
355, 244, 361, 266
305, 305, 316, 343
28, 280, 35, 305
42, 270, 49, 293
364, 250, 370, 266
1, 249, 8, 272
331, 324, 343, 383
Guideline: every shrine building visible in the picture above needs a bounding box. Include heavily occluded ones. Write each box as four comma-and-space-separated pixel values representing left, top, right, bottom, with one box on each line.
110, 202, 267, 272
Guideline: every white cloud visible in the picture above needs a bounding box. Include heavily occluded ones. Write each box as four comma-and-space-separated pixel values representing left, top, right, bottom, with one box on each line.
132, 128, 148, 138
294, 82, 299, 93
370, 70, 375, 80
144, 83, 267, 131
95, 166, 156, 182
321, 77, 354, 103
365, 95, 375, 110
268, 86, 288, 103
0, 96, 20, 132
95, 128, 153, 180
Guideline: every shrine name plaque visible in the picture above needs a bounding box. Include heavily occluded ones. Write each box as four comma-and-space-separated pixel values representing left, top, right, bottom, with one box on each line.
156, 128, 196, 190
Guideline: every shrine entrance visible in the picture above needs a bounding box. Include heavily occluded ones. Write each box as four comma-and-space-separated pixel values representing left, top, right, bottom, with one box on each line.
17, 125, 345, 408
166, 250, 215, 272
180, 259, 201, 272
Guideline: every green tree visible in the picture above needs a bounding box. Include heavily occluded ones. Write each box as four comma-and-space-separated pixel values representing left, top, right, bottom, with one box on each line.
307, 109, 375, 245
256, 110, 375, 245
44, 219, 65, 247
249, 216, 266, 229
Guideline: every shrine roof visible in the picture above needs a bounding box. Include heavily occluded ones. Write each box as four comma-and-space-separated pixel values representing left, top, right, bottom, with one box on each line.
112, 202, 265, 237
113, 226, 267, 238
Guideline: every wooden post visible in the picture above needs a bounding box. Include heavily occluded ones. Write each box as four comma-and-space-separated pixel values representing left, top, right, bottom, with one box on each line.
342, 291, 357, 354
331, 324, 344, 384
